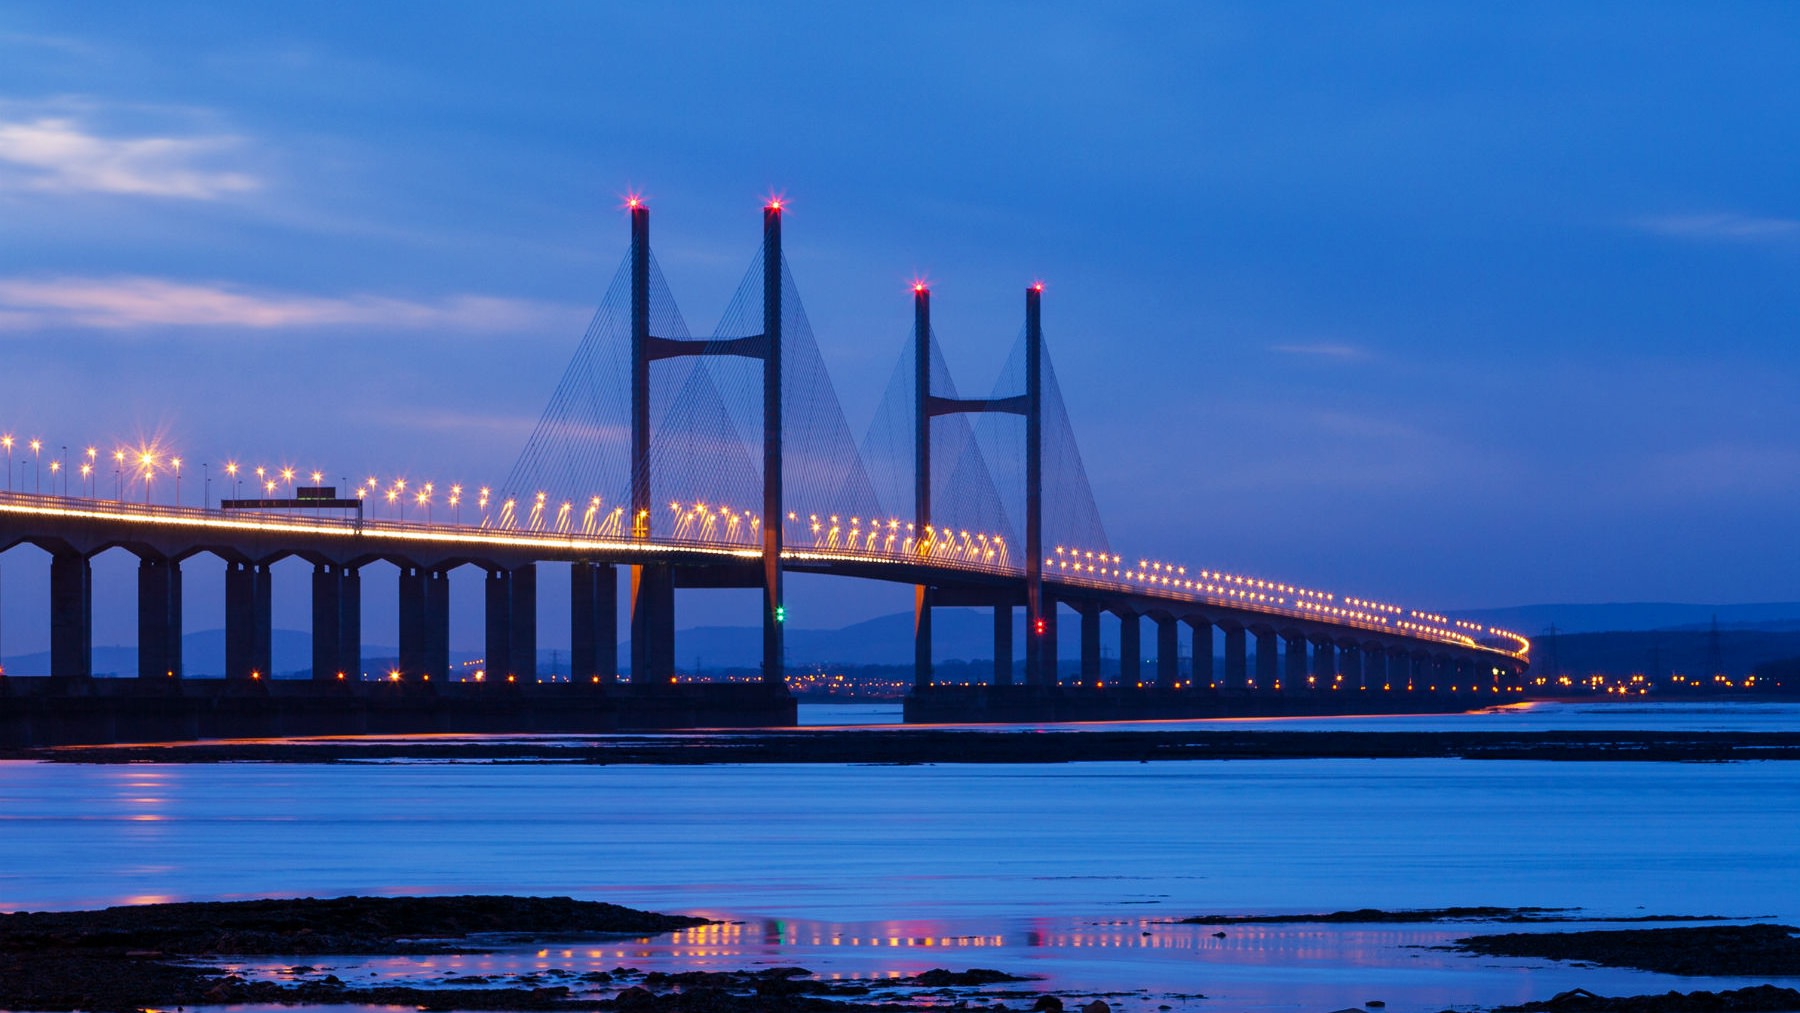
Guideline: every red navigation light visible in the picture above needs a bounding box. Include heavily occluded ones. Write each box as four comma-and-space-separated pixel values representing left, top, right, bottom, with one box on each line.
1034, 617, 1047, 636
764, 190, 787, 213
1031, 281, 1045, 293
912, 280, 928, 294
621, 189, 646, 211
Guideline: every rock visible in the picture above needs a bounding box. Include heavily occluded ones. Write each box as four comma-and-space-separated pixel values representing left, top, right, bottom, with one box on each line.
614, 985, 657, 1008
1081, 1001, 1110, 1013
1032, 997, 1064, 1013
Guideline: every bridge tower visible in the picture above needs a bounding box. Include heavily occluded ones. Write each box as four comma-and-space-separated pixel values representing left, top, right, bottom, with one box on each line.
628, 200, 785, 688
911, 283, 1047, 689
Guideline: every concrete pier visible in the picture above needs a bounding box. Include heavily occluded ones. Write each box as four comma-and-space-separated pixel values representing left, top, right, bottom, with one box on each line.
224, 561, 271, 681
136, 554, 181, 681
1119, 611, 1141, 687
570, 561, 618, 684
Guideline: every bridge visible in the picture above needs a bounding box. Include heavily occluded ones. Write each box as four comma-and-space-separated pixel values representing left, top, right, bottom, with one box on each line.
0, 199, 1529, 741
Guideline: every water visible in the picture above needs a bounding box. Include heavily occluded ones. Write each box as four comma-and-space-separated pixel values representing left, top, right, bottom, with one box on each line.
3, 702, 1798, 1011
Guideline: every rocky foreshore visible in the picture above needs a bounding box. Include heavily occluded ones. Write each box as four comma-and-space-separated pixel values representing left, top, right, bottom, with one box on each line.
0, 895, 1051, 1013
1452, 923, 1800, 977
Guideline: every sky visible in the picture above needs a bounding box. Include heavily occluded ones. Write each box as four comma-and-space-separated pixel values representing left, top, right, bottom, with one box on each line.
2, 3, 1799, 654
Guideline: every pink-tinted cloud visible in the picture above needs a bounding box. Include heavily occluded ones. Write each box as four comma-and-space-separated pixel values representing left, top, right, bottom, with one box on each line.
0, 116, 258, 199
0, 276, 575, 333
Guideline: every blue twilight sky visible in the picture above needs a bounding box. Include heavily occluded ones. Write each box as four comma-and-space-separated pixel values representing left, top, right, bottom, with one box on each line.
1, 2, 1799, 647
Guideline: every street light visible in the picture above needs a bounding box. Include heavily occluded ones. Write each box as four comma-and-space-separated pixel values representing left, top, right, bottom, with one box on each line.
226, 461, 240, 500
203, 462, 209, 508
81, 461, 93, 498
138, 450, 156, 505
29, 439, 41, 494
1, 434, 12, 492
113, 449, 124, 499
172, 457, 182, 506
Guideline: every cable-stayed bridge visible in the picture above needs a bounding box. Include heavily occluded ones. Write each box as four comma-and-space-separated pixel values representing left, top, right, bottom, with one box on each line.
0, 200, 1528, 741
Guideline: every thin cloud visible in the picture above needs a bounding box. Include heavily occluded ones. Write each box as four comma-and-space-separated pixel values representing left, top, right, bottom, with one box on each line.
1269, 342, 1370, 360
0, 32, 98, 56
1633, 212, 1800, 241
0, 276, 578, 333
0, 116, 259, 199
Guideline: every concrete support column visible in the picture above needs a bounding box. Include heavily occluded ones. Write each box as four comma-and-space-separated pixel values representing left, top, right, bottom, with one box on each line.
1464, 656, 1489, 691
50, 550, 92, 680
312, 563, 359, 682
225, 561, 272, 680
1079, 607, 1101, 687
913, 584, 932, 691
1342, 643, 1363, 689
629, 563, 674, 688
571, 562, 618, 684
1155, 617, 1178, 689
1223, 625, 1246, 686
1190, 620, 1214, 688
137, 554, 182, 680
1410, 654, 1429, 690
1039, 604, 1059, 687
992, 605, 1012, 686
1254, 629, 1278, 687
1368, 648, 1390, 689
425, 568, 450, 682
1284, 633, 1308, 691
1427, 655, 1449, 689
397, 566, 427, 680
507, 562, 537, 683
1312, 638, 1337, 688
485, 568, 512, 682
1119, 613, 1141, 687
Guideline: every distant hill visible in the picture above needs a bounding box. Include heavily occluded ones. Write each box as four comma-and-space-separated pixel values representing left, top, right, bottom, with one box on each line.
1456, 602, 1800, 636
9, 602, 1800, 680
667, 609, 1018, 669
1531, 627, 1800, 679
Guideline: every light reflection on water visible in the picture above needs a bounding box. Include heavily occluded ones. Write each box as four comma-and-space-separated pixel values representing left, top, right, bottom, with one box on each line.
208, 917, 1780, 1013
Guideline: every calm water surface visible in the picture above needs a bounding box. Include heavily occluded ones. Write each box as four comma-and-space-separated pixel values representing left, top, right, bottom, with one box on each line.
3, 702, 1797, 1011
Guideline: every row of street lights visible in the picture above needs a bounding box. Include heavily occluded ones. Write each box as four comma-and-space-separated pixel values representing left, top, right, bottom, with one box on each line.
3, 434, 487, 523
4, 434, 519, 529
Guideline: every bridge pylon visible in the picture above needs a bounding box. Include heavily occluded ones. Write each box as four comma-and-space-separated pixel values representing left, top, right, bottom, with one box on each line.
627, 200, 785, 689
910, 283, 1048, 691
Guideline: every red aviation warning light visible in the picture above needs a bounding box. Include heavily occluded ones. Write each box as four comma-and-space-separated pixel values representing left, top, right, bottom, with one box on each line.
1034, 617, 1047, 636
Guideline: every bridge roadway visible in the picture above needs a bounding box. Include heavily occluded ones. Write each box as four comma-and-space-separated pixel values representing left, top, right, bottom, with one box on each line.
0, 489, 1526, 704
